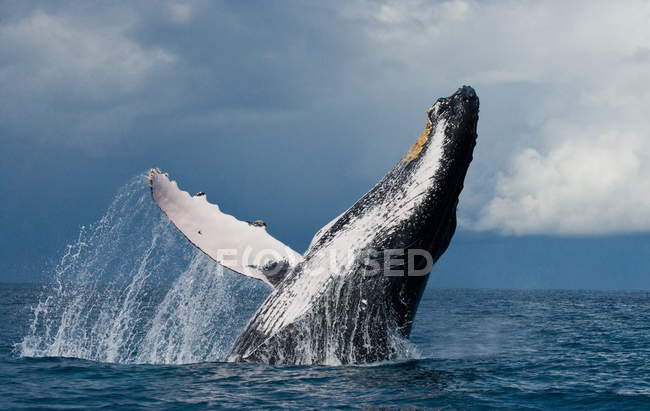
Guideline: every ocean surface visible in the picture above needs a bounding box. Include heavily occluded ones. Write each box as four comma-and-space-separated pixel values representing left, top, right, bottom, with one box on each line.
2, 286, 650, 409
2, 176, 650, 409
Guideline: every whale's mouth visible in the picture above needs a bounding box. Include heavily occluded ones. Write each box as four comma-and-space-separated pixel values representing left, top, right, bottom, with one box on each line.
380, 85, 479, 285
419, 85, 479, 250
403, 86, 478, 165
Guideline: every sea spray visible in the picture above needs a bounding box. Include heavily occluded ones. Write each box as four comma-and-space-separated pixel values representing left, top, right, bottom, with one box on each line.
18, 174, 267, 364
135, 251, 249, 364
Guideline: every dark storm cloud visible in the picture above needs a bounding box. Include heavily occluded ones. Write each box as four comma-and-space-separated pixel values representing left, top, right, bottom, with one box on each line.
2, 0, 650, 286
0, 2, 352, 148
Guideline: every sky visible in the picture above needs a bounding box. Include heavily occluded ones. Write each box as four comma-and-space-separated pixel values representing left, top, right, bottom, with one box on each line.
1, 0, 649, 288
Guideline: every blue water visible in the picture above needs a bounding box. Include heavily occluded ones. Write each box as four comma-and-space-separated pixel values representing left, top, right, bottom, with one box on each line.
2, 284, 650, 409
2, 176, 650, 409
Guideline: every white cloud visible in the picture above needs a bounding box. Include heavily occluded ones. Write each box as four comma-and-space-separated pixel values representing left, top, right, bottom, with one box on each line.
477, 133, 650, 235
0, 11, 174, 97
340, 0, 650, 235
0, 10, 175, 151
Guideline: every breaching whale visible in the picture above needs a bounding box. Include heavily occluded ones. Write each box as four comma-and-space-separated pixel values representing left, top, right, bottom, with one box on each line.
148, 86, 479, 365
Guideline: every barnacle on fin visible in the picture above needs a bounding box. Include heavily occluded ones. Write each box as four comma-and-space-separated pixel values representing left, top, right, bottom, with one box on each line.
147, 168, 169, 186
247, 220, 267, 228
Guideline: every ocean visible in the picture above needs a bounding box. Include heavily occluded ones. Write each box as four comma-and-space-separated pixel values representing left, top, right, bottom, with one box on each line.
1, 176, 649, 409
2, 285, 650, 409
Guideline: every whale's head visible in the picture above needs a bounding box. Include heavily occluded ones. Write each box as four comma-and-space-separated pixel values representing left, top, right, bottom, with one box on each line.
395, 85, 479, 257
307, 86, 479, 269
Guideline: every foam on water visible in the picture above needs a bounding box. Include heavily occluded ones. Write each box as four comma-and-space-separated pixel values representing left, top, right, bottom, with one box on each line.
18, 174, 267, 364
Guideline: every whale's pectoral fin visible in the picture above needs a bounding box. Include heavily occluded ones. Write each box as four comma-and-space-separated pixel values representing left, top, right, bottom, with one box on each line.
147, 168, 303, 287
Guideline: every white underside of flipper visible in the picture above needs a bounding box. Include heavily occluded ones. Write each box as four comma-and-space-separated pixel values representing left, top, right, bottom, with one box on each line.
148, 169, 303, 287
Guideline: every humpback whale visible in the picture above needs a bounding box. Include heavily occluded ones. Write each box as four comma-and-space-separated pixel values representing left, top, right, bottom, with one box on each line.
148, 86, 479, 365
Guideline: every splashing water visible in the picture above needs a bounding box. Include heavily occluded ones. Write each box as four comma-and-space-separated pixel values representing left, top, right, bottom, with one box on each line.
18, 174, 267, 364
